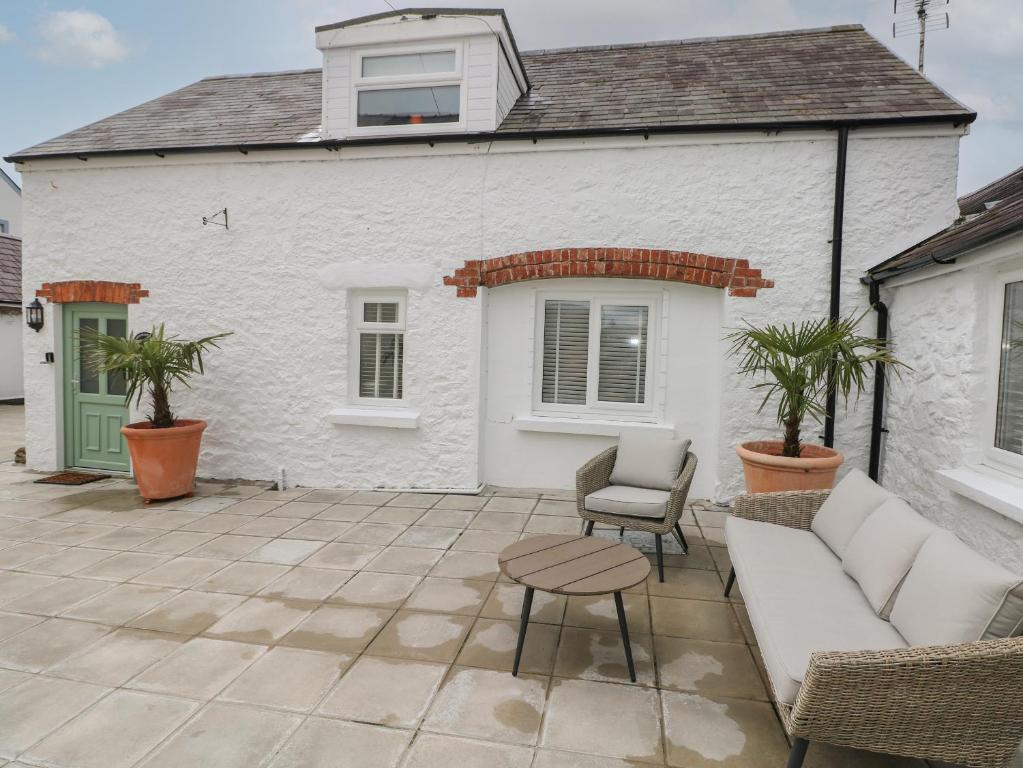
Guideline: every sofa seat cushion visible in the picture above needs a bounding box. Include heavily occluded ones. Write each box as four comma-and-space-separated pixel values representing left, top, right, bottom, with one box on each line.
726, 516, 908, 705
891, 530, 1023, 645
810, 468, 895, 558
584, 485, 669, 519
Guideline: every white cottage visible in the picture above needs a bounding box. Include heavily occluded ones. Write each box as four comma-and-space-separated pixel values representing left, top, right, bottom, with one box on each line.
8, 11, 976, 512
868, 166, 1023, 570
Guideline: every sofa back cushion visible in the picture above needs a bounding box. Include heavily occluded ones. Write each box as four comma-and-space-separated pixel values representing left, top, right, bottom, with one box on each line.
841, 498, 938, 617
891, 531, 1023, 645
609, 436, 690, 491
810, 468, 895, 557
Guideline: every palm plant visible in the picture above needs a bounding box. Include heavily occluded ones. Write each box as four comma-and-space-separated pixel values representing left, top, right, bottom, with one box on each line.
84, 324, 230, 428
727, 315, 901, 458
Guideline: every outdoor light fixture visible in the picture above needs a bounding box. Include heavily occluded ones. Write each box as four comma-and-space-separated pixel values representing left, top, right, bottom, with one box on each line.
25, 299, 44, 332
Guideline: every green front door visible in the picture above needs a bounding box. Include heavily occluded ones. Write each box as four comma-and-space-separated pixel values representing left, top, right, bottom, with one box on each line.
63, 303, 131, 472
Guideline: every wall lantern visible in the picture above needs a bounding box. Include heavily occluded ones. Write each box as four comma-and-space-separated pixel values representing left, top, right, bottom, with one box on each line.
25, 299, 44, 332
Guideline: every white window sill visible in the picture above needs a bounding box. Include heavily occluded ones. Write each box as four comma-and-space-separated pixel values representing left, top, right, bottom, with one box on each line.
513, 414, 675, 438
327, 407, 420, 429
935, 465, 1023, 525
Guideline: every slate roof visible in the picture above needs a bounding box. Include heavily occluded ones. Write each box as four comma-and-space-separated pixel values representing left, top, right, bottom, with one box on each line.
6, 23, 974, 163
0, 235, 22, 305
869, 165, 1023, 280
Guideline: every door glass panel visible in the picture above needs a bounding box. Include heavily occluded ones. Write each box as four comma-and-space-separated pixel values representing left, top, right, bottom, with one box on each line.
78, 318, 99, 394
105, 318, 128, 396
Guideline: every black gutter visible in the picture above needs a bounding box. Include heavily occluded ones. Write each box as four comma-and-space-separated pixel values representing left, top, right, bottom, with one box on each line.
866, 280, 889, 480
4, 113, 974, 165
822, 125, 849, 449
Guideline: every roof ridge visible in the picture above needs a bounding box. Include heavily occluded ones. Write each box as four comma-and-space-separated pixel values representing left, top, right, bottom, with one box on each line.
521, 24, 864, 56
201, 68, 321, 82
959, 164, 1023, 205
0, 233, 21, 241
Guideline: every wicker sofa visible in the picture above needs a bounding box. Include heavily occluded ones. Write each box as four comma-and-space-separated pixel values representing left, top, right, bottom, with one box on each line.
725, 470, 1023, 768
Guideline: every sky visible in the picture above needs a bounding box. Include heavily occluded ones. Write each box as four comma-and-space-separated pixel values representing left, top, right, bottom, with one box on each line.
0, 0, 1020, 194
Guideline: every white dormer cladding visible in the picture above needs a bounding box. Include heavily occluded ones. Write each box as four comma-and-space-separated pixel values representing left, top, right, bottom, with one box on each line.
315, 10, 527, 140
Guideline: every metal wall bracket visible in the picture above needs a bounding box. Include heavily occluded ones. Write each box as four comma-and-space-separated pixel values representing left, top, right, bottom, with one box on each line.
202, 208, 229, 229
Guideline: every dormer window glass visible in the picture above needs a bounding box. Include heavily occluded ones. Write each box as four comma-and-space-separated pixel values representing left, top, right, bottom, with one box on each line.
352, 44, 464, 132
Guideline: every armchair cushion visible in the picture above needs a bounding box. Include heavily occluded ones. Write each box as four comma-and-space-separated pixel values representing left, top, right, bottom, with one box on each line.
841, 497, 938, 617
584, 485, 669, 519
609, 435, 690, 491
810, 468, 894, 557
891, 530, 1023, 645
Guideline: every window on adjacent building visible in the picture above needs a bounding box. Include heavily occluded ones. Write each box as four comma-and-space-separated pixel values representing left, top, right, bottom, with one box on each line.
993, 276, 1023, 461
351, 293, 405, 403
0, 220, 8, 234
353, 46, 462, 130
536, 294, 656, 416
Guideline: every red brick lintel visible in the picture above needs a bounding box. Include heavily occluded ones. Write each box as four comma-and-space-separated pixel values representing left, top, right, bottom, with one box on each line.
443, 248, 773, 298
36, 280, 150, 305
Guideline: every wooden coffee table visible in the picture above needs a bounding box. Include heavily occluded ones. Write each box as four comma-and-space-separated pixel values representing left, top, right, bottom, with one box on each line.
498, 533, 651, 682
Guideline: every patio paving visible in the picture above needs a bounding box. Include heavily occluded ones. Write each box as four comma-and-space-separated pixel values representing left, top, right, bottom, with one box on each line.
0, 462, 934, 768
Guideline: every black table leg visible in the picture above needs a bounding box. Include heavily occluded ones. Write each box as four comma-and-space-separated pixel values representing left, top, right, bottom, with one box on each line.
512, 586, 534, 676
613, 591, 636, 682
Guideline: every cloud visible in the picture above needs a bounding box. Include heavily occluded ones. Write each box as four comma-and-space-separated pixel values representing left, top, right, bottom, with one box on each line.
36, 10, 128, 68
0, 24, 14, 44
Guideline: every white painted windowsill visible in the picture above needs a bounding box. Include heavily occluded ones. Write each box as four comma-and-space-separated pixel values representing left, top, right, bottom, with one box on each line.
935, 465, 1023, 525
327, 407, 420, 429
513, 414, 675, 438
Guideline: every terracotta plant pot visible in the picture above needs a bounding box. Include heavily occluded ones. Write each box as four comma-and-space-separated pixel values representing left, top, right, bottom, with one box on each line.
736, 440, 844, 493
121, 419, 207, 502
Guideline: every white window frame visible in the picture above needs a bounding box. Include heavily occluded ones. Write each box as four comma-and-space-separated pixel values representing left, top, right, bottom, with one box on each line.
532, 290, 659, 420
349, 41, 467, 136
984, 265, 1023, 477
349, 291, 407, 407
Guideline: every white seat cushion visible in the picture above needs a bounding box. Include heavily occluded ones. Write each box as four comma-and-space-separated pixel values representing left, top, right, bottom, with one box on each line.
584, 485, 669, 519
842, 497, 938, 617
726, 516, 908, 705
609, 436, 690, 491
810, 467, 894, 558
891, 530, 1023, 645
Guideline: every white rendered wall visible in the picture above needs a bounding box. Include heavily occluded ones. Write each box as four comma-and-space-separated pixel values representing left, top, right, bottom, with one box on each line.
483, 278, 722, 496
0, 177, 20, 236
0, 310, 23, 400
882, 245, 1023, 572
17, 127, 961, 495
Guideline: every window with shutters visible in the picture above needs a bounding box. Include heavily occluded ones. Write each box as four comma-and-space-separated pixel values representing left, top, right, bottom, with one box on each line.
351, 292, 405, 405
988, 271, 1023, 474
535, 293, 657, 417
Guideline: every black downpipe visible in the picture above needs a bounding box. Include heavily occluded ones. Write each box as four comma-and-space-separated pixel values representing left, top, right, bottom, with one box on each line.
823, 126, 849, 448
867, 280, 889, 481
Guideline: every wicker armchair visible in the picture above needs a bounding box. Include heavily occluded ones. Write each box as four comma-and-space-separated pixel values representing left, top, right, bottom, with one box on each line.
576, 446, 697, 581
728, 490, 1023, 768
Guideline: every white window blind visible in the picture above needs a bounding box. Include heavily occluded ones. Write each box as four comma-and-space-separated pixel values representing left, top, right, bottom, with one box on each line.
541, 300, 589, 405
354, 298, 405, 401
598, 305, 649, 404
537, 296, 655, 414
995, 280, 1023, 454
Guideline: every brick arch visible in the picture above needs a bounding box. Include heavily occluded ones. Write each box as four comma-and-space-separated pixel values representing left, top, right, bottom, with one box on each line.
443, 247, 773, 298
36, 280, 149, 304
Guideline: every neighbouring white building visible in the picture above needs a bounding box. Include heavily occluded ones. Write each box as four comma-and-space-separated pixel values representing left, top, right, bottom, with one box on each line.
0, 168, 21, 237
0, 169, 24, 402
10, 9, 1015, 566
868, 166, 1023, 570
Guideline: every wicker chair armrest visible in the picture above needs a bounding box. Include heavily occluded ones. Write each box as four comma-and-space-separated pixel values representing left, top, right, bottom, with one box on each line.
731, 490, 830, 531
663, 452, 698, 527
788, 637, 1023, 767
575, 446, 617, 515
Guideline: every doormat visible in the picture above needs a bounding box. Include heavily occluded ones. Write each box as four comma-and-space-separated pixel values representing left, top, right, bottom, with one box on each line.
35, 471, 112, 486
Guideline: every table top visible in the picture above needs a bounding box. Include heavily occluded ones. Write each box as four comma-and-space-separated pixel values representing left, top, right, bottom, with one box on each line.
497, 534, 651, 596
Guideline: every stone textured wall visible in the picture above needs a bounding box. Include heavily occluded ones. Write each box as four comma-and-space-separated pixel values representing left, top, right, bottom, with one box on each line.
884, 263, 1023, 571
19, 128, 961, 494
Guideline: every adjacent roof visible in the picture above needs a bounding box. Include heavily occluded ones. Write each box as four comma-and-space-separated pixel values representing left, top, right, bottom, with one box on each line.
0, 168, 19, 195
0, 234, 22, 305
869, 165, 1023, 281
6, 22, 974, 163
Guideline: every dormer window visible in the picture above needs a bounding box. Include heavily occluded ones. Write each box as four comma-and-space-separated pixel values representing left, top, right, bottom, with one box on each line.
352, 44, 464, 132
